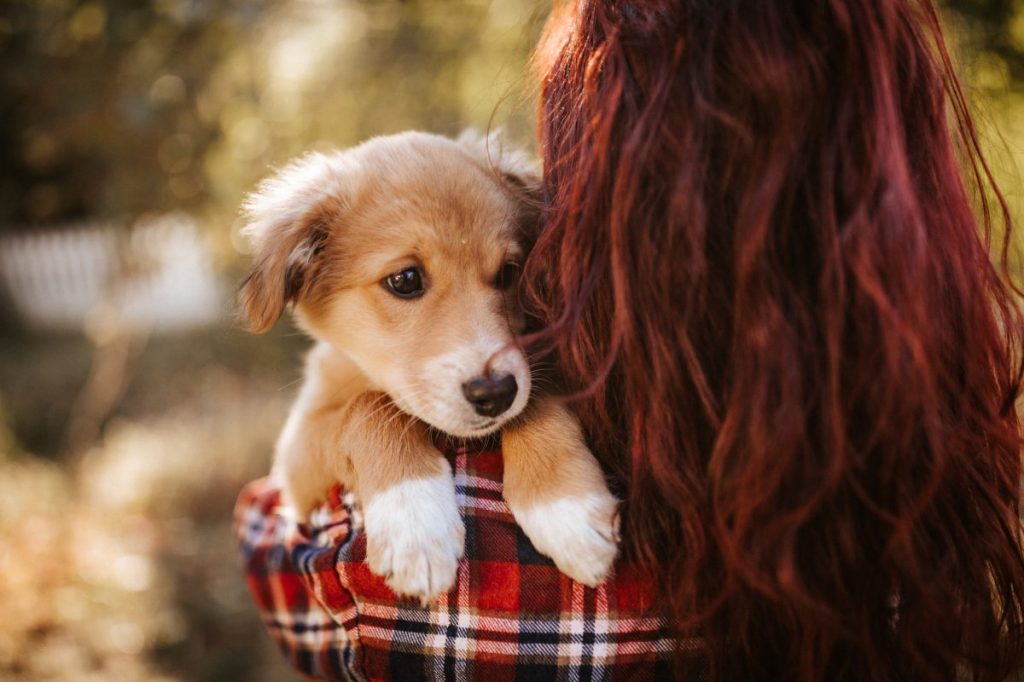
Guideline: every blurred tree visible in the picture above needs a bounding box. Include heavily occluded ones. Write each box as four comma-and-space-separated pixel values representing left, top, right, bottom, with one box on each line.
950, 0, 1024, 79
195, 0, 547, 256
0, 0, 545, 235
0, 0, 276, 229
0, 0, 1018, 235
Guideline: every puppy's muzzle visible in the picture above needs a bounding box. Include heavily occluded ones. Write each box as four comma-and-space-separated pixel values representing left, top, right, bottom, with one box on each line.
462, 373, 518, 418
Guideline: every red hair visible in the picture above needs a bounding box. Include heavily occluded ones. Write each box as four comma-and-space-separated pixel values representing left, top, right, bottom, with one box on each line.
524, 1, 1024, 679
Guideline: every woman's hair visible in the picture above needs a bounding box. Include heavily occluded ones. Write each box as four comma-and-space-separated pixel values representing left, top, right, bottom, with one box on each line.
524, 1, 1024, 679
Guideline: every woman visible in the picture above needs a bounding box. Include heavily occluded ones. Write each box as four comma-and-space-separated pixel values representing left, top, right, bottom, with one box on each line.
236, 1, 1024, 679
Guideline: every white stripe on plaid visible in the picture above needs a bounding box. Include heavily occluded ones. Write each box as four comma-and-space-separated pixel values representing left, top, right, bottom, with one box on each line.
453, 475, 511, 515
350, 601, 670, 636
354, 598, 676, 661
453, 470, 503, 492
263, 608, 342, 649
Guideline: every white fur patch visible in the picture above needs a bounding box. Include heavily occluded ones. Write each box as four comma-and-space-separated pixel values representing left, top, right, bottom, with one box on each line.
362, 469, 465, 604
509, 491, 620, 587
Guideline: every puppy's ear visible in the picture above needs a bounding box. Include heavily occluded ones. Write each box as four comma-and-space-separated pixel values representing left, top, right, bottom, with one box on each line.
457, 128, 541, 194
238, 152, 346, 333
457, 129, 543, 243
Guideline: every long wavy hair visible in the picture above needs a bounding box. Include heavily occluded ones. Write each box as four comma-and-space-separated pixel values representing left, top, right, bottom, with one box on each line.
524, 1, 1024, 679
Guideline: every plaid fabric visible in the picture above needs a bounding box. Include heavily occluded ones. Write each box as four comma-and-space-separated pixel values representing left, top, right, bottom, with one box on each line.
235, 440, 691, 681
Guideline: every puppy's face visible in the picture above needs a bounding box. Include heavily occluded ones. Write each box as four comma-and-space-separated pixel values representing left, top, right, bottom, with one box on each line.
240, 132, 540, 437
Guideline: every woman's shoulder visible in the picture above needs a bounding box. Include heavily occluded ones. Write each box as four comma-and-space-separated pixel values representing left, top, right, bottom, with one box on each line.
235, 441, 684, 681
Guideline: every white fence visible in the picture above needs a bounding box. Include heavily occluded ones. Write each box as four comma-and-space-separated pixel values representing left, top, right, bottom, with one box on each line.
0, 214, 223, 334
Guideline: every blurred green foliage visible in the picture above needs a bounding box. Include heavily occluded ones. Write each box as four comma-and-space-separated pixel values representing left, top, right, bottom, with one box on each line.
952, 0, 1024, 79
0, 0, 545, 244
946, 0, 1024, 234
0, 0, 271, 226
0, 0, 1021, 239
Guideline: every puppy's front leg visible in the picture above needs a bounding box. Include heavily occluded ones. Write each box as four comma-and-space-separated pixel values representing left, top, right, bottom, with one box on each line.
502, 400, 619, 586
344, 392, 465, 604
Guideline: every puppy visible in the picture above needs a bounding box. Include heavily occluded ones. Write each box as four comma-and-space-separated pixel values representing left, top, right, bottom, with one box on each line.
239, 131, 618, 602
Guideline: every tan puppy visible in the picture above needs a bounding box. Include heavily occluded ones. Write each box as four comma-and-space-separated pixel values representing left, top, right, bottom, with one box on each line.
239, 131, 618, 603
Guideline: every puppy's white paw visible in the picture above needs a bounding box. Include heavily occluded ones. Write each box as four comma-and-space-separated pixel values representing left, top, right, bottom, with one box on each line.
510, 490, 620, 587
362, 472, 465, 604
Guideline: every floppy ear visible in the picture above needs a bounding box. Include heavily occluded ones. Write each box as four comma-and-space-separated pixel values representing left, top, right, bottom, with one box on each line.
238, 152, 347, 333
456, 129, 543, 244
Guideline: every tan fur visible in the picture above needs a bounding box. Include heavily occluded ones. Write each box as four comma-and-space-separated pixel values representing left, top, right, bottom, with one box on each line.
502, 400, 620, 585
241, 131, 619, 601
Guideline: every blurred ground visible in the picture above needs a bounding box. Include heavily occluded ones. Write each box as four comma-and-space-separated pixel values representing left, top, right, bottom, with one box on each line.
0, 322, 309, 681
0, 0, 1022, 680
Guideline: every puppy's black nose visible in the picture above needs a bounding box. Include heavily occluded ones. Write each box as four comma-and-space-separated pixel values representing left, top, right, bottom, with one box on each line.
462, 373, 518, 418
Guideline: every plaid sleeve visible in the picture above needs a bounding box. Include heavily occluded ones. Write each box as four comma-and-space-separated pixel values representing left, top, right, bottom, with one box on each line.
235, 477, 364, 679
235, 441, 690, 681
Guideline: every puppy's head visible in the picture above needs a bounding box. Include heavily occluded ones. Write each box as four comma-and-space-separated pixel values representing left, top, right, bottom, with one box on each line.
239, 131, 541, 437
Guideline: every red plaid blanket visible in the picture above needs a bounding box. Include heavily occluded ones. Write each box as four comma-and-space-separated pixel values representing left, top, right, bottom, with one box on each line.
235, 440, 689, 681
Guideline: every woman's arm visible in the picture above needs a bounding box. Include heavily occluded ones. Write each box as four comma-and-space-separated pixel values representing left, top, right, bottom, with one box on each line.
235, 440, 681, 681
236, 477, 360, 679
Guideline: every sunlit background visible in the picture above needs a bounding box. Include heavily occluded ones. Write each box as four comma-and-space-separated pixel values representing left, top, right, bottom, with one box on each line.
0, 1, 1021, 680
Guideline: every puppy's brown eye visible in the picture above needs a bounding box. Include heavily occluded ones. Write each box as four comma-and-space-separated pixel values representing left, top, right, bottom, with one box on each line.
383, 267, 425, 299
494, 261, 520, 290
